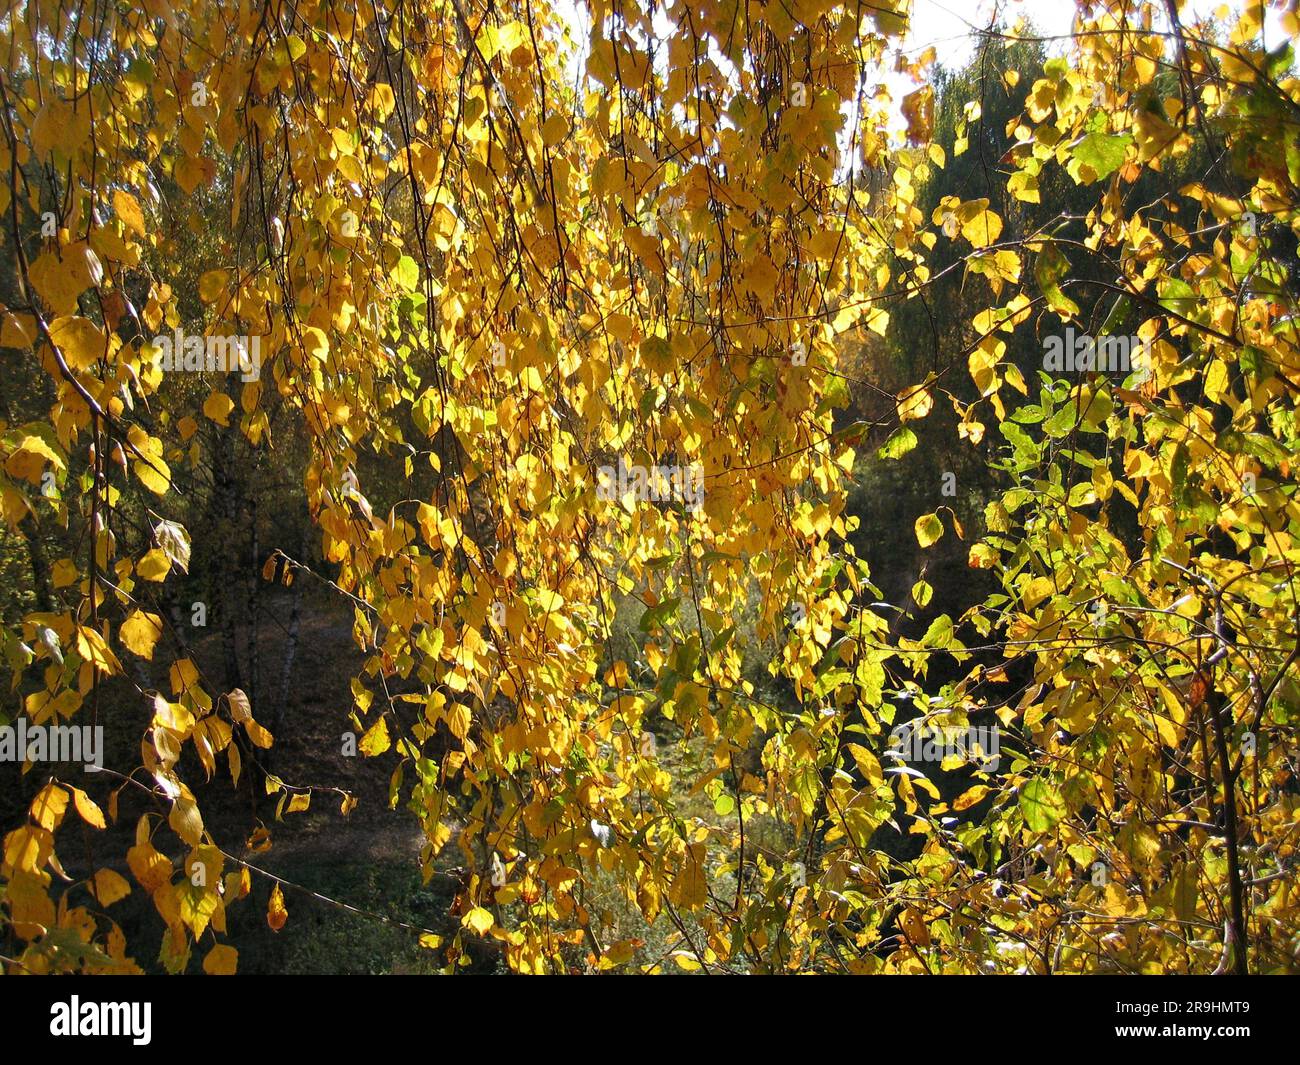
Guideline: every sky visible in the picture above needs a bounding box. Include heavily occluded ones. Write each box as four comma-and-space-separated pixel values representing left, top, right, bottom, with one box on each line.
890, 0, 1287, 128
901, 0, 1286, 68
552, 0, 1288, 77
547, 0, 1289, 139
880, 0, 1078, 120
900, 0, 1077, 66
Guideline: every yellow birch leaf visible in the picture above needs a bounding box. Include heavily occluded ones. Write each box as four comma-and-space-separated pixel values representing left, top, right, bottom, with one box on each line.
120, 610, 163, 659
203, 943, 238, 974
70, 786, 107, 828
267, 883, 288, 931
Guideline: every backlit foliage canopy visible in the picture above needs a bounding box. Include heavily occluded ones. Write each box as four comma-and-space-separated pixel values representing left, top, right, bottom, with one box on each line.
1, 0, 1298, 973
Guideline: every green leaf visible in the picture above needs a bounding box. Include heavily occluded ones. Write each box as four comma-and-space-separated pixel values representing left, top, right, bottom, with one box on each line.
877, 426, 918, 460
914, 512, 943, 548
1020, 778, 1066, 833
920, 614, 953, 648
639, 597, 680, 633
1237, 344, 1269, 377
1034, 243, 1080, 317
393, 254, 419, 292
1072, 132, 1131, 181
1158, 277, 1196, 316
